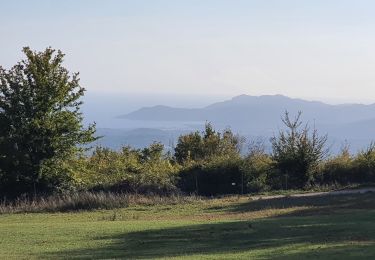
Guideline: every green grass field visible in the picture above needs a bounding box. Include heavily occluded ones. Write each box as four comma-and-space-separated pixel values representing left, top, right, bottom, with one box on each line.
1, 192, 375, 259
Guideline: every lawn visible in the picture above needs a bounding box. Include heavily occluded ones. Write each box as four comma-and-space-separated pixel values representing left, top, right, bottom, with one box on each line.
1, 192, 375, 259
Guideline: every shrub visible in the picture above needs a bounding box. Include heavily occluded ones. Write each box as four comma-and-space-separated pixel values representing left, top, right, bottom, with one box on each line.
178, 155, 243, 196
174, 123, 242, 164
352, 143, 375, 183
270, 111, 328, 189
241, 153, 274, 192
73, 144, 180, 194
317, 146, 353, 185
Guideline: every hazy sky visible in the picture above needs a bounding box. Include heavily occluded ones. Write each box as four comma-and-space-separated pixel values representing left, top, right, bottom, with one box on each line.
1, 0, 375, 104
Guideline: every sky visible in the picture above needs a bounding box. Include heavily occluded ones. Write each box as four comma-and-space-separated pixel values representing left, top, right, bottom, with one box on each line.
1, 0, 375, 104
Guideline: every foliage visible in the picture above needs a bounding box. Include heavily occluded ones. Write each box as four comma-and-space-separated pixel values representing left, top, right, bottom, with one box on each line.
74, 143, 180, 194
174, 123, 242, 164
67, 121, 375, 196
317, 144, 354, 185
175, 123, 244, 195
352, 142, 375, 182
0, 47, 96, 196
241, 140, 274, 192
1, 47, 375, 198
178, 154, 243, 195
270, 111, 328, 188
317, 143, 375, 185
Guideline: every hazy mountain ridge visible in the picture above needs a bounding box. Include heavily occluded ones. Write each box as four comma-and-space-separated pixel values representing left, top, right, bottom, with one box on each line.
120, 94, 375, 134
87, 94, 375, 153
119, 105, 202, 121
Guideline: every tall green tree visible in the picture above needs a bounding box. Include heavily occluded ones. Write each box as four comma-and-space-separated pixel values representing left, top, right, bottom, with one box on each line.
0, 47, 96, 196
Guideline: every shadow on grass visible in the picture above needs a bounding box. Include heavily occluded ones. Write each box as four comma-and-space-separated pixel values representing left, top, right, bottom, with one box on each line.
271, 243, 375, 260
210, 192, 375, 217
45, 200, 375, 259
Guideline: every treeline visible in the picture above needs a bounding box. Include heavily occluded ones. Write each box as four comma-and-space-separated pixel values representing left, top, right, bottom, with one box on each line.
1, 47, 375, 199
64, 116, 375, 196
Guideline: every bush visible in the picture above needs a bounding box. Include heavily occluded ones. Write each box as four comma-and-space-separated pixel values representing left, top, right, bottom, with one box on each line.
175, 123, 245, 196
200, 156, 243, 195
317, 143, 375, 186
352, 143, 375, 183
270, 111, 328, 189
178, 155, 243, 196
317, 147, 353, 185
174, 123, 242, 164
72, 144, 180, 194
241, 153, 274, 192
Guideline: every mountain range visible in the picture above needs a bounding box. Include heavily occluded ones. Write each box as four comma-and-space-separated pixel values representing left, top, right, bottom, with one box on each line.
96, 94, 375, 153
120, 94, 375, 135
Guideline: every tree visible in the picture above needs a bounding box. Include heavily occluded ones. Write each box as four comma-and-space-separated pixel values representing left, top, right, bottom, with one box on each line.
141, 142, 164, 162
174, 123, 241, 164
270, 111, 328, 188
0, 47, 96, 196
174, 131, 203, 163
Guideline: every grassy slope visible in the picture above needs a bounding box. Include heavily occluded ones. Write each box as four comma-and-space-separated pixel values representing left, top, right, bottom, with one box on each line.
1, 193, 375, 259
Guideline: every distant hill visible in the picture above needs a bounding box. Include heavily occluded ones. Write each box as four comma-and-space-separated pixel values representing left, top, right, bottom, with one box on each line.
83, 94, 375, 153
119, 95, 375, 139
